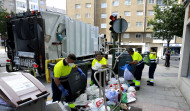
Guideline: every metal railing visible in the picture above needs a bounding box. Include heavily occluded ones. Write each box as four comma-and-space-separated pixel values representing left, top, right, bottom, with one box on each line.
94, 68, 122, 111
105, 48, 127, 69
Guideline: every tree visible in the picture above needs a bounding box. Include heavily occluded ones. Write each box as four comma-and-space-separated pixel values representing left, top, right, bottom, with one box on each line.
0, 8, 9, 37
147, 0, 185, 67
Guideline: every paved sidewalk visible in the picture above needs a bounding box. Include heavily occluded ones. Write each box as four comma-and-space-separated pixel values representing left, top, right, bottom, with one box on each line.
129, 65, 190, 111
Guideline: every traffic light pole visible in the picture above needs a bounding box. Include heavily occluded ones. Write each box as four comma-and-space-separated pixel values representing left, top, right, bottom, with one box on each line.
112, 33, 117, 69
119, 16, 122, 52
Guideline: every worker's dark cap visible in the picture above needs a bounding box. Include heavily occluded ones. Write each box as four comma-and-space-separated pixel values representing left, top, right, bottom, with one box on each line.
95, 51, 102, 55
67, 53, 76, 60
127, 48, 134, 52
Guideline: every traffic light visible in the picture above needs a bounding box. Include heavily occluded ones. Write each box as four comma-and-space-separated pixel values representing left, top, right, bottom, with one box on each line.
109, 15, 117, 32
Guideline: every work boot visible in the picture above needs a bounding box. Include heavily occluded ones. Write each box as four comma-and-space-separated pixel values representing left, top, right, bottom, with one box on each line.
135, 86, 140, 91
130, 83, 135, 86
147, 82, 154, 86
147, 80, 150, 83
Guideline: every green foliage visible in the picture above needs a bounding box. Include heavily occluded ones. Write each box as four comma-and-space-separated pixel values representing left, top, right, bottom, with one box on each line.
148, 0, 185, 42
0, 8, 9, 36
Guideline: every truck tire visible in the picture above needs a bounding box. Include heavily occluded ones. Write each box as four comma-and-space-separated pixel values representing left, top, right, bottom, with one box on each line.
6, 64, 13, 72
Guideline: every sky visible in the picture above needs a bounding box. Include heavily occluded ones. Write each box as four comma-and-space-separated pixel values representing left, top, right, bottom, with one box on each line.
46, 0, 66, 10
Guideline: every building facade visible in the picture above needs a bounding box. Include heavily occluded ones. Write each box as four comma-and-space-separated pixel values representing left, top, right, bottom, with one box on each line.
15, 0, 46, 13
178, 0, 190, 106
0, 0, 46, 13
67, 0, 183, 57
0, 0, 16, 13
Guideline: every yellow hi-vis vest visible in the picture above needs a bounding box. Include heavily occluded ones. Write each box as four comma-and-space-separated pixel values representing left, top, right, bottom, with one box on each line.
131, 52, 143, 62
92, 57, 107, 68
54, 59, 76, 78
149, 52, 157, 63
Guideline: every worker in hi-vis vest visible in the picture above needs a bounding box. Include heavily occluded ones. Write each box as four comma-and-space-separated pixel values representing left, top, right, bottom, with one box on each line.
91, 51, 107, 87
127, 48, 144, 91
52, 54, 86, 109
147, 48, 157, 86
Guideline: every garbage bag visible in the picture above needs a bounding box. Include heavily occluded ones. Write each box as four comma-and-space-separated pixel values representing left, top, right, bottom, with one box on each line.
92, 62, 102, 70
121, 93, 128, 103
144, 54, 151, 66
88, 98, 104, 110
86, 85, 99, 97
127, 87, 136, 93
109, 105, 120, 111
124, 68, 134, 81
106, 91, 118, 103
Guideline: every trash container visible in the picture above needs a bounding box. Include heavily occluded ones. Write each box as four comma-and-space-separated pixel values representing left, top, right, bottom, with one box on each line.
0, 73, 49, 111
114, 54, 136, 77
48, 60, 90, 94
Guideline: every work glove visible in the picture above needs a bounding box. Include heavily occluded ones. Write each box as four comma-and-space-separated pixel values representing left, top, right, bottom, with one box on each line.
77, 68, 86, 78
58, 84, 69, 96
120, 66, 127, 71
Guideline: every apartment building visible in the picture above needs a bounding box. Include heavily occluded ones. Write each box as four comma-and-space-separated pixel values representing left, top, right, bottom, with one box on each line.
61, 0, 182, 57
15, 0, 46, 13
0, 0, 46, 13
0, 0, 16, 13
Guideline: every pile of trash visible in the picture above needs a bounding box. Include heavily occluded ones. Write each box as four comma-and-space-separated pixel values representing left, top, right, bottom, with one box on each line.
73, 77, 137, 111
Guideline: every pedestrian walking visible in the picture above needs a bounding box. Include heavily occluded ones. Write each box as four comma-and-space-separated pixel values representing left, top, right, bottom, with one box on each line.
127, 48, 144, 91
165, 48, 170, 67
147, 48, 157, 86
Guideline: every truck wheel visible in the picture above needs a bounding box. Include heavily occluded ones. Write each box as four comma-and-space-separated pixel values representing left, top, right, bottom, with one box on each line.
6, 64, 13, 72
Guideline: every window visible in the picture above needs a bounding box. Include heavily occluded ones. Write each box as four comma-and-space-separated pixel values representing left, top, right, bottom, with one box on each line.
16, 1, 26, 8
113, 1, 119, 6
137, 11, 143, 16
149, 0, 154, 4
127, 22, 130, 27
148, 10, 154, 15
135, 34, 142, 38
86, 3, 91, 8
75, 4, 81, 9
136, 22, 143, 27
125, 0, 131, 5
40, 8, 44, 11
137, 0, 143, 4
146, 34, 152, 38
101, 24, 107, 28
30, 4, 38, 10
30, 0, 38, 3
123, 34, 130, 38
112, 12, 118, 16
85, 13, 91, 18
157, 0, 164, 6
147, 23, 153, 27
124, 11, 131, 16
9, 2, 15, 6
101, 3, 107, 8
75, 14, 81, 19
40, 1, 44, 5
101, 14, 107, 18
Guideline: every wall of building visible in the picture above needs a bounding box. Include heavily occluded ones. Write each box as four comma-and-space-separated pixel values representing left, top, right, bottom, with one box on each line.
178, 2, 190, 106
66, 0, 95, 25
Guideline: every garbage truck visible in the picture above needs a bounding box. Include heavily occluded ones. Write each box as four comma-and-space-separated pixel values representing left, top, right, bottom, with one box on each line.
5, 11, 100, 76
